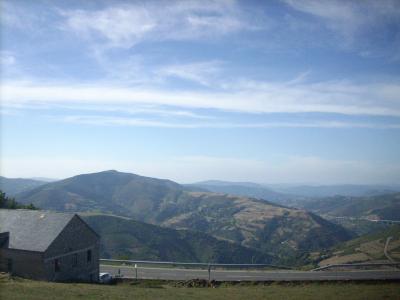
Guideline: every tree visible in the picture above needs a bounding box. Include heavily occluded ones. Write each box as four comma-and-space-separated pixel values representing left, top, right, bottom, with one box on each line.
0, 190, 38, 210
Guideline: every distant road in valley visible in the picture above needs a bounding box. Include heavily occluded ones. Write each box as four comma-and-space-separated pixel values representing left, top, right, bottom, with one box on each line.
328, 216, 400, 224
101, 265, 400, 281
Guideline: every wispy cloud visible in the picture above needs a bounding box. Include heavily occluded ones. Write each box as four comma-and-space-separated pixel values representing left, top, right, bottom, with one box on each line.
283, 0, 400, 56
156, 61, 223, 86
61, 0, 261, 48
61, 115, 400, 129
3, 79, 399, 117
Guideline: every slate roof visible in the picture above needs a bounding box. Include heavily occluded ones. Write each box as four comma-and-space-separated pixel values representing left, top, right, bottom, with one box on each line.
0, 209, 75, 252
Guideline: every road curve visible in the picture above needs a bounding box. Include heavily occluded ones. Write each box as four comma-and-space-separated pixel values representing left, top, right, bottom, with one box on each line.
384, 236, 395, 262
101, 265, 400, 281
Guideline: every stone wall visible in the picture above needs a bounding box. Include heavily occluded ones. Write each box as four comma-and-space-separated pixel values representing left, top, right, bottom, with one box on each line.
44, 215, 99, 282
0, 249, 46, 280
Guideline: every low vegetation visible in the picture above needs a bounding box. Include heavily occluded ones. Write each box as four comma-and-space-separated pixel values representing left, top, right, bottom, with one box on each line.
1, 274, 400, 300
0, 191, 36, 210
317, 225, 400, 266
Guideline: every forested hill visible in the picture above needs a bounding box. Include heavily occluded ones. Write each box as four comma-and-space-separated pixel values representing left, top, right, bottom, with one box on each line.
82, 214, 273, 264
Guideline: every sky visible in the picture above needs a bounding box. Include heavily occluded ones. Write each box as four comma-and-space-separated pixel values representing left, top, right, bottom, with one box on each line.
1, 0, 400, 184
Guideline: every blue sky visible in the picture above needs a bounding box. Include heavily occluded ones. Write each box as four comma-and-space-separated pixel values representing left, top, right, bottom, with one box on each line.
1, 0, 400, 184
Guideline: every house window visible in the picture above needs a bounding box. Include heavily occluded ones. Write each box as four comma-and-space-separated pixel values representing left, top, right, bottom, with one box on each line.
55, 259, 60, 272
7, 258, 13, 273
87, 250, 92, 263
72, 253, 78, 267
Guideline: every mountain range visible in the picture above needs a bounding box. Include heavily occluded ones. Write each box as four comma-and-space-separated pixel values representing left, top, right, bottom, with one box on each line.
12, 170, 352, 264
297, 193, 400, 221
5, 170, 399, 266
190, 180, 400, 201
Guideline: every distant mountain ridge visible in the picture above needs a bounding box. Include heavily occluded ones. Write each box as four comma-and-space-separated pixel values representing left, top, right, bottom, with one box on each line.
188, 181, 400, 207
187, 181, 290, 203
268, 184, 400, 198
298, 193, 400, 221
0, 176, 47, 196
16, 170, 352, 264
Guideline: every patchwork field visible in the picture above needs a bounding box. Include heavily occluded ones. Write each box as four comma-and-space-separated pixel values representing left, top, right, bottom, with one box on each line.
318, 225, 400, 266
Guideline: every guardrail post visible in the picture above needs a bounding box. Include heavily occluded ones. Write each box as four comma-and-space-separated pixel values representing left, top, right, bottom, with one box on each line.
135, 264, 138, 280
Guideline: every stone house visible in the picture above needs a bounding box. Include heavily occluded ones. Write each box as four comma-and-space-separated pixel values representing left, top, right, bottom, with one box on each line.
0, 209, 99, 282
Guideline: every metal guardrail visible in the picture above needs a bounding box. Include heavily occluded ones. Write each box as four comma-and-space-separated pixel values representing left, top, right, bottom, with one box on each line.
101, 259, 400, 273
100, 259, 292, 270
312, 262, 400, 271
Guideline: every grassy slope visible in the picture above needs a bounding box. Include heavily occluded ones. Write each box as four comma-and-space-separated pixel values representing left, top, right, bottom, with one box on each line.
1, 274, 399, 300
82, 214, 272, 264
159, 192, 352, 264
318, 225, 400, 266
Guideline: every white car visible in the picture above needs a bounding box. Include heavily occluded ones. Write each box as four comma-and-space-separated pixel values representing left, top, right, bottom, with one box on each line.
99, 272, 113, 283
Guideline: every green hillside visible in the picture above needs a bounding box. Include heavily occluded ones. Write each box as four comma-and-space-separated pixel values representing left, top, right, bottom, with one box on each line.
316, 225, 400, 266
17, 170, 352, 263
82, 214, 272, 264
16, 170, 183, 219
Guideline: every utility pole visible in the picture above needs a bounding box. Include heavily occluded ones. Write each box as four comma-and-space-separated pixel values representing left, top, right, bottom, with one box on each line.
208, 264, 211, 282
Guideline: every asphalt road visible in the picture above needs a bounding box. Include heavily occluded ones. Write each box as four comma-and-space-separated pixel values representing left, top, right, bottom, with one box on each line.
101, 265, 400, 281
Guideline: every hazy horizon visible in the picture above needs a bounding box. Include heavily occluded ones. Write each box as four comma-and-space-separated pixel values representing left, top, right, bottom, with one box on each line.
2, 169, 400, 187
1, 0, 400, 184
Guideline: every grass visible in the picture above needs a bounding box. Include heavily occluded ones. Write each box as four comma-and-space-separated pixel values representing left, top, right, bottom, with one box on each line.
0, 274, 400, 300
318, 225, 400, 266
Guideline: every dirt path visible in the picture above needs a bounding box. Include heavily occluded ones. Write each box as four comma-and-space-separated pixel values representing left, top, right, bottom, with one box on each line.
384, 236, 395, 262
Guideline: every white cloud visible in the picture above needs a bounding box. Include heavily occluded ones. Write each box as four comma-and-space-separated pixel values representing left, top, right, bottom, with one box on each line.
59, 115, 400, 129
283, 0, 400, 49
62, 0, 260, 48
156, 61, 223, 86
63, 6, 156, 48
2, 79, 400, 117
